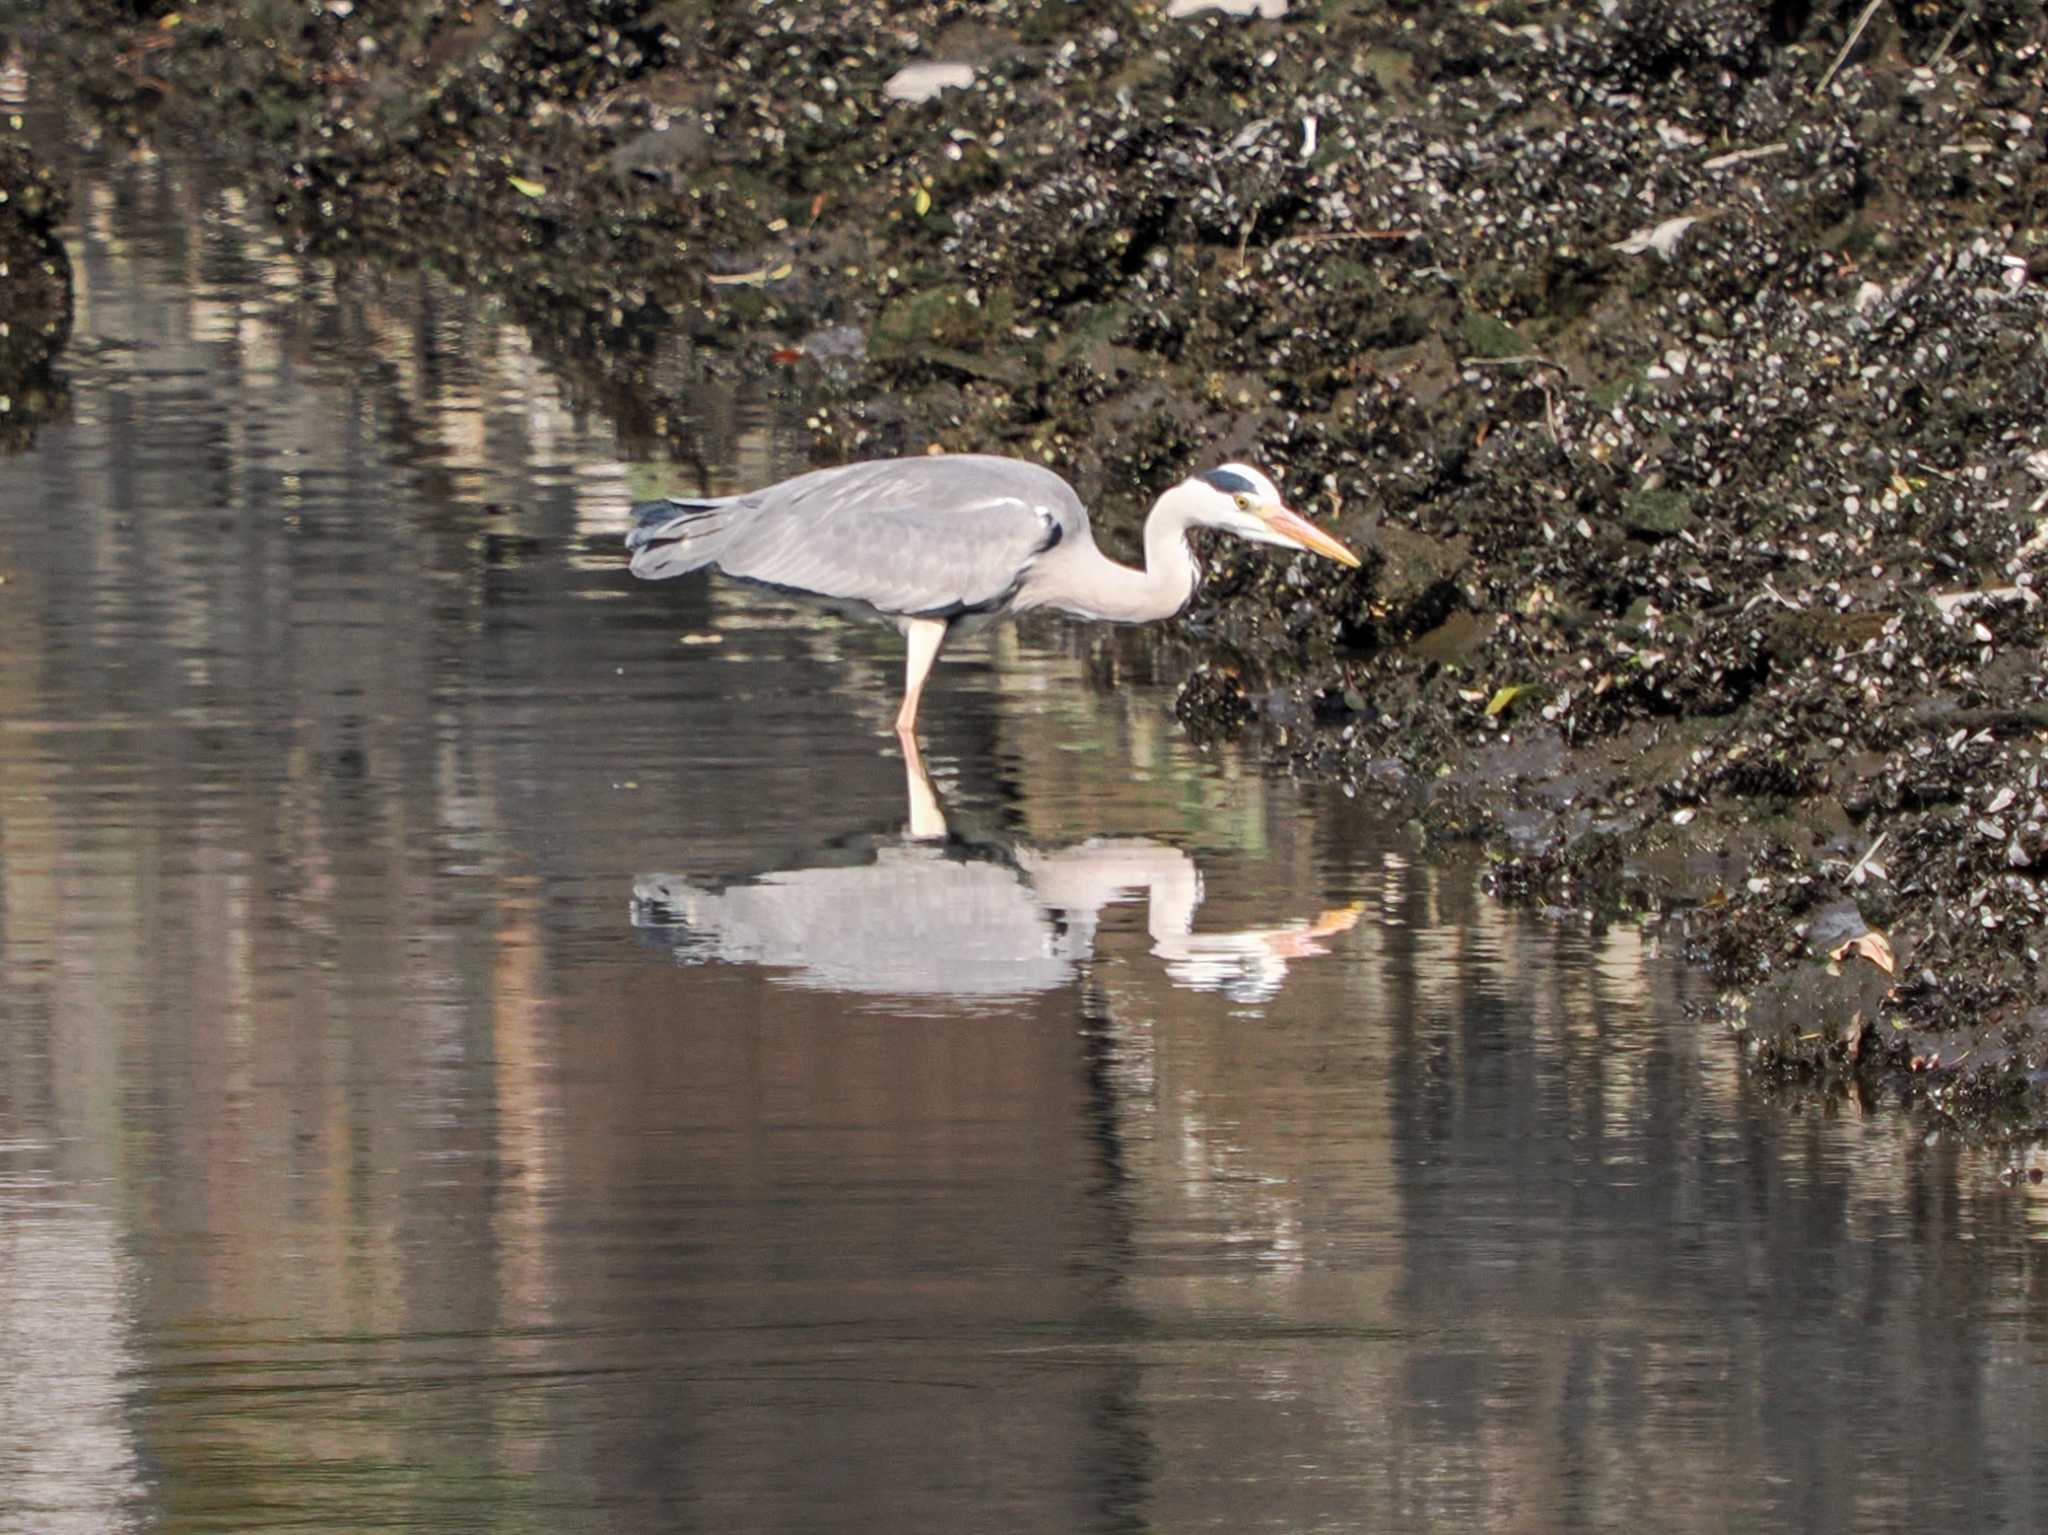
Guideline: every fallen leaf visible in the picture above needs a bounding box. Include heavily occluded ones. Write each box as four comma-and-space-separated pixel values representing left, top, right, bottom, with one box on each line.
508, 175, 546, 198
1484, 683, 1534, 718
1610, 214, 1701, 261
912, 184, 932, 217
1829, 930, 1896, 976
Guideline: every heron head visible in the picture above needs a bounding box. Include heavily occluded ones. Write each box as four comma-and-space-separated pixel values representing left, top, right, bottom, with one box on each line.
1187, 464, 1361, 568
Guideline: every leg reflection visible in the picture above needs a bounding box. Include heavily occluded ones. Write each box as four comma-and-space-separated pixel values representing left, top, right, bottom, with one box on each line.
899, 728, 948, 841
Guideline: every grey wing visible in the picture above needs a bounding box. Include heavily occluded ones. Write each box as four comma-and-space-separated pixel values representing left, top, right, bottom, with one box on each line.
630, 456, 1084, 619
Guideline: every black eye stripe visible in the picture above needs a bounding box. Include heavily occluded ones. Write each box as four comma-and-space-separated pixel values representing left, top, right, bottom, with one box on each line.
1198, 468, 1261, 497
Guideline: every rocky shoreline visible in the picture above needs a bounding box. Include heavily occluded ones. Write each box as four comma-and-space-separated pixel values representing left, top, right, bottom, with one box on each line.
6, 0, 2048, 1141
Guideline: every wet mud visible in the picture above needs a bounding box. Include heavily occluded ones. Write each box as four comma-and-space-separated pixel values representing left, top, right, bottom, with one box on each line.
7, 0, 2048, 1141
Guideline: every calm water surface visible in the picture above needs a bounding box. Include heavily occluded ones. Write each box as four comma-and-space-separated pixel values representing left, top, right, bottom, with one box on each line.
5, 98, 2048, 1535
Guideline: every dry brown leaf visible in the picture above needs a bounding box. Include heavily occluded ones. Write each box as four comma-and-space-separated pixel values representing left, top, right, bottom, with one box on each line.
1829, 930, 1896, 976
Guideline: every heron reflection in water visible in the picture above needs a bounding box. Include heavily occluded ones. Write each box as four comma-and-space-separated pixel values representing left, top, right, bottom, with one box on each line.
632, 753, 1361, 1007
626, 455, 1360, 760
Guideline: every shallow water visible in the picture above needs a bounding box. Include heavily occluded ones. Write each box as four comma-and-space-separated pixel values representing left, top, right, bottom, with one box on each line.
4, 105, 2048, 1535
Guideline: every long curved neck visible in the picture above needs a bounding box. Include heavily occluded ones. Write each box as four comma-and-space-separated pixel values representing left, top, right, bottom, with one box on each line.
1061, 484, 1203, 624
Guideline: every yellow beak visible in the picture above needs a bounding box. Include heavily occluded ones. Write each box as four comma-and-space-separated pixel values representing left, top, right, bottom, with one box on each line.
1265, 504, 1362, 568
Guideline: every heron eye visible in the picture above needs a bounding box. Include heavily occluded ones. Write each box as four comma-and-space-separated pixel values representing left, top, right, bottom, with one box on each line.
1234, 494, 1251, 511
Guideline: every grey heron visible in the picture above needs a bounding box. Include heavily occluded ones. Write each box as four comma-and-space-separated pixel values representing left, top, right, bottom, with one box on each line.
625, 454, 1360, 739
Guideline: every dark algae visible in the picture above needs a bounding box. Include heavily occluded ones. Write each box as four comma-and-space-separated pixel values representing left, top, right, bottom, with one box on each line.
9, 0, 2048, 1142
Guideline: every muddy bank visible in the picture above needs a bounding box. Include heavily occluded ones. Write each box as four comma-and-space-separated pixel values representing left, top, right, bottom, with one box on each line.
9, 1, 2048, 1138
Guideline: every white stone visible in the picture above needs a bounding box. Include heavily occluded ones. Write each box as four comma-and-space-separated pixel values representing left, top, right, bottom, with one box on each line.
883, 63, 976, 103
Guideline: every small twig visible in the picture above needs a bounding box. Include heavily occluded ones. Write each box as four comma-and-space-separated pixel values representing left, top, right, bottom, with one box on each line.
1458, 353, 1569, 375
114, 28, 180, 94
706, 260, 796, 288
1456, 355, 1570, 451
1740, 579, 1804, 614
1701, 142, 1788, 171
1929, 3, 1972, 68
1815, 0, 1884, 97
1273, 228, 1422, 249
1846, 832, 1890, 885
114, 66, 175, 95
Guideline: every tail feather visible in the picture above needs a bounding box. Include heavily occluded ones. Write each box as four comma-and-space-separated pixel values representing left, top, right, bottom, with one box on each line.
626, 495, 741, 580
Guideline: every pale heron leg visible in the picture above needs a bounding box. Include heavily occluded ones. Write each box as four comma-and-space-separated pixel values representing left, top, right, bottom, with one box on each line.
895, 617, 949, 737
896, 619, 950, 838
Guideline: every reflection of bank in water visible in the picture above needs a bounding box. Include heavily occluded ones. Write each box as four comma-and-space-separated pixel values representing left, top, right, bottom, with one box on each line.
632, 831, 1359, 1008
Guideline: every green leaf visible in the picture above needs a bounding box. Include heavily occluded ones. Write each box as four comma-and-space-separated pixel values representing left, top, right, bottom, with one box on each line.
508, 176, 546, 198
1484, 684, 1532, 718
